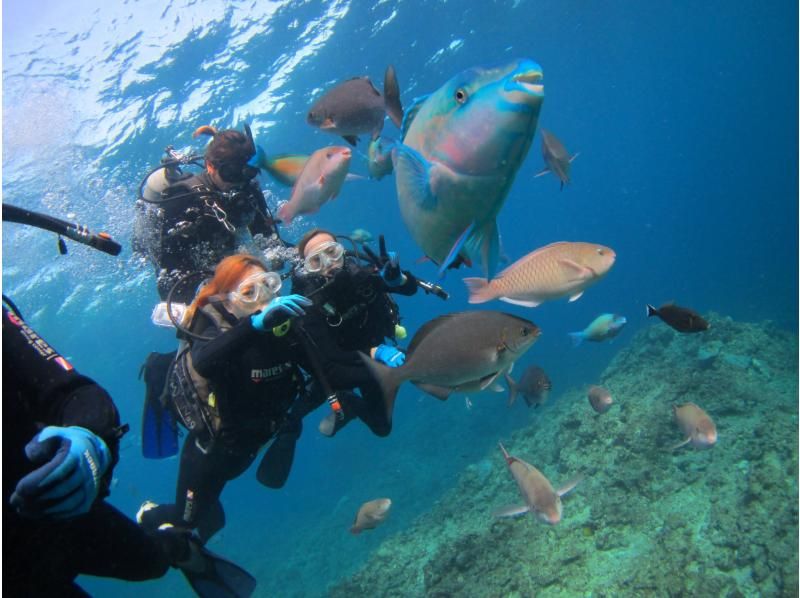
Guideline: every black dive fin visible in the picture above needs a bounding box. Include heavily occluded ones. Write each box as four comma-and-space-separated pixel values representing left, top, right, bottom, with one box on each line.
141, 351, 179, 459
181, 544, 257, 598
256, 434, 298, 489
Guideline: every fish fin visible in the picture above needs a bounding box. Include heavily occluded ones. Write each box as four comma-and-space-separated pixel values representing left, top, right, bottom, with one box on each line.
569, 152, 580, 163
558, 258, 593, 281
392, 145, 437, 210
343, 135, 359, 146
439, 223, 475, 278
192, 125, 218, 139
478, 371, 502, 391
345, 173, 366, 182
349, 526, 361, 535
568, 291, 584, 302
359, 353, 403, 424
646, 304, 658, 317
492, 504, 529, 518
414, 382, 452, 401
556, 475, 584, 498
318, 174, 326, 186
498, 297, 541, 308
504, 372, 518, 406
383, 65, 404, 129
568, 331, 585, 346
264, 154, 309, 187
399, 95, 429, 140
668, 437, 691, 451
462, 219, 501, 278
415, 255, 432, 264
277, 203, 293, 225
489, 382, 505, 393
534, 166, 551, 178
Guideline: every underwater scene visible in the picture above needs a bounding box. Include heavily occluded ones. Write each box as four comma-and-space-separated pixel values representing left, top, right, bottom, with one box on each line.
2, 1, 798, 597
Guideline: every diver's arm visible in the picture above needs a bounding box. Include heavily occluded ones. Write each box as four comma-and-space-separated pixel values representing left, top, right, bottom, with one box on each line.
190, 316, 260, 377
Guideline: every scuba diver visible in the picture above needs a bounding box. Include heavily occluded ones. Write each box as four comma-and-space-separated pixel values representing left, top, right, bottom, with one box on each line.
137, 253, 389, 538
2, 204, 256, 597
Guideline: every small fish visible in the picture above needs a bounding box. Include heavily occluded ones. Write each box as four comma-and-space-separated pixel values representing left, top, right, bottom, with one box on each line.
349, 228, 374, 244
277, 146, 352, 225
505, 365, 552, 407
367, 137, 394, 180
308, 65, 403, 146
464, 242, 616, 307
251, 147, 310, 187
569, 313, 627, 346
587, 385, 613, 413
646, 303, 710, 333
350, 498, 392, 534
494, 443, 581, 525
671, 403, 717, 450
465, 396, 473, 411
534, 129, 578, 189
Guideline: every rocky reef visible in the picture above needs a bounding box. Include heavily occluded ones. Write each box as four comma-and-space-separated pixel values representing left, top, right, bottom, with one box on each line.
329, 314, 798, 597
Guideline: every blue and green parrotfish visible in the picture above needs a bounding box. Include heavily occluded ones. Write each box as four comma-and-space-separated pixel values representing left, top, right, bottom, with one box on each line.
568, 313, 627, 346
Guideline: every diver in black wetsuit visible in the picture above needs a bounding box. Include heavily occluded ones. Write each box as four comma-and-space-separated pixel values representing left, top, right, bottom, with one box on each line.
138, 254, 387, 537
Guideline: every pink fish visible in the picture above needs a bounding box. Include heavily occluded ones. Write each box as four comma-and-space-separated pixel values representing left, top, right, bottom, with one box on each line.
671, 403, 717, 449
277, 146, 352, 225
494, 443, 581, 525
587, 385, 613, 413
350, 498, 392, 534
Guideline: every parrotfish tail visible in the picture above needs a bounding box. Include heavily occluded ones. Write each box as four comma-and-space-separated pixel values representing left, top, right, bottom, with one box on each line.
568, 332, 585, 347
249, 145, 267, 169
498, 442, 513, 464
439, 223, 475, 279
463, 219, 500, 278
359, 353, 403, 424
504, 372, 518, 407
277, 203, 293, 226
646, 304, 658, 318
192, 125, 217, 139
462, 277, 493, 304
383, 65, 404, 129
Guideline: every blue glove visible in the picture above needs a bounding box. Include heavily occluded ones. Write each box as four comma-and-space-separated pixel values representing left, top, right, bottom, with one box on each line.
251, 294, 312, 331
381, 252, 406, 287
374, 344, 405, 367
10, 426, 111, 519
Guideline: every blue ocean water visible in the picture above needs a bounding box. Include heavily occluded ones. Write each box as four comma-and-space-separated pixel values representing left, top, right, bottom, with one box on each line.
2, 1, 797, 596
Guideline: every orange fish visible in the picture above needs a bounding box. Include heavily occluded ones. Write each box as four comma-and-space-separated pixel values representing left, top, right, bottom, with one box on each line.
350, 498, 392, 534
671, 403, 717, 449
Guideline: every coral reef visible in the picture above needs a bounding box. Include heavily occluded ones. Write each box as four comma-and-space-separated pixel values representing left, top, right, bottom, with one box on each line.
330, 314, 798, 597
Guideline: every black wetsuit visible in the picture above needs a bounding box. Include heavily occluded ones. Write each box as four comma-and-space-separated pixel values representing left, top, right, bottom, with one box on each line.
3, 306, 173, 596
133, 171, 281, 302
142, 302, 385, 540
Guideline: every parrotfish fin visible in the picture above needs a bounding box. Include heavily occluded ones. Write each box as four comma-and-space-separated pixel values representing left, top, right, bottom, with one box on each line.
504, 372, 518, 407
393, 145, 437, 211
556, 475, 584, 498
192, 125, 218, 139
558, 258, 592, 281
568, 291, 584, 302
249, 145, 267, 169
345, 173, 366, 182
414, 382, 452, 401
499, 297, 541, 308
492, 504, 530, 518
277, 203, 293, 226
439, 223, 475, 278
343, 135, 359, 146
569, 152, 580, 163
463, 219, 501, 278
383, 65, 404, 129
568, 331, 585, 346
646, 304, 658, 318
534, 166, 551, 178
400, 94, 429, 140
668, 437, 691, 451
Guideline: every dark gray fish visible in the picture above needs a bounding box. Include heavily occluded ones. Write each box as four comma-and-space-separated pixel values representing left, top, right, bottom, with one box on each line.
534, 129, 578, 190
361, 311, 541, 422
646, 303, 710, 333
307, 65, 403, 146
505, 365, 552, 407
587, 385, 613, 413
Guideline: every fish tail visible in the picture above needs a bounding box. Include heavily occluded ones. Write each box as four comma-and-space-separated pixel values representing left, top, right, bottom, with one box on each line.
277, 203, 293, 225
462, 277, 494, 304
349, 526, 361, 535
359, 353, 404, 424
463, 219, 500, 278
192, 125, 217, 139
504, 372, 518, 407
646, 304, 658, 318
383, 65, 404, 129
568, 332, 585, 347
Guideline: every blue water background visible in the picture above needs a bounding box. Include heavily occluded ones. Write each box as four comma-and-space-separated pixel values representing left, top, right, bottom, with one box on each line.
3, 1, 797, 596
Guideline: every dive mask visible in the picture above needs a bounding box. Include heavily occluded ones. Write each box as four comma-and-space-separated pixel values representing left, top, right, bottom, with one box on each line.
304, 241, 345, 273
228, 271, 282, 307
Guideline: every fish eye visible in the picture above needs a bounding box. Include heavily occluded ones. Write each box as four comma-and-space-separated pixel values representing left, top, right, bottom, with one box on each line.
521, 327, 529, 336
455, 88, 468, 104
308, 111, 314, 119
326, 151, 333, 158
596, 248, 604, 255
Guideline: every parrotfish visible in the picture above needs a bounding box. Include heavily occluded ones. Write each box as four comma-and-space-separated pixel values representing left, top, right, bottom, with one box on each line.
350, 498, 392, 534
494, 443, 581, 525
464, 241, 616, 307
367, 137, 394, 180
587, 385, 613, 413
393, 59, 544, 278
671, 403, 717, 450
277, 146, 352, 225
251, 146, 309, 187
569, 313, 627, 346
647, 303, 710, 333
307, 65, 403, 146
534, 129, 578, 189
361, 311, 540, 422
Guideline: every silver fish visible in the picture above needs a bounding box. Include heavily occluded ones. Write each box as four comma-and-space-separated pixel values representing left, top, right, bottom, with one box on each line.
534, 129, 578, 189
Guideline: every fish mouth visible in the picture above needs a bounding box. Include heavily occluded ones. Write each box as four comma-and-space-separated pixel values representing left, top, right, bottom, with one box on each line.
511, 70, 544, 95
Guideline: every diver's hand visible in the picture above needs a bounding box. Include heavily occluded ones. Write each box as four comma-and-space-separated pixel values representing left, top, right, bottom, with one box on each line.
374, 344, 406, 367
251, 295, 312, 331
10, 426, 111, 519
380, 252, 406, 287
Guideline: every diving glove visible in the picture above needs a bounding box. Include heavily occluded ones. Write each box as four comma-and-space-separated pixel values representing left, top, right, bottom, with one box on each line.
374, 344, 405, 367
380, 251, 407, 287
251, 294, 312, 331
10, 425, 111, 519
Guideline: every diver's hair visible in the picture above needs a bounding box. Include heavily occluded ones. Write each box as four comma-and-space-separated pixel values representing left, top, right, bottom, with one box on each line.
296, 228, 337, 257
183, 254, 267, 325
193, 126, 254, 170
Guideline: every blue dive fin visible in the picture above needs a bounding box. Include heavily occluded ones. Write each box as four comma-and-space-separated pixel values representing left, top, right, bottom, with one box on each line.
393, 145, 437, 210
438, 222, 475, 278
141, 351, 179, 459
181, 542, 257, 598
463, 219, 500, 278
